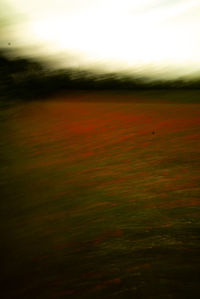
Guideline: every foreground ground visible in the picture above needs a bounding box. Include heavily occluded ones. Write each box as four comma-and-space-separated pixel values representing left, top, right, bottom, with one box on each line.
1, 90, 200, 298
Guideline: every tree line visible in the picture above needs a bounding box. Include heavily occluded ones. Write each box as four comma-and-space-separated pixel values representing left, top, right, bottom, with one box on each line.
0, 50, 199, 100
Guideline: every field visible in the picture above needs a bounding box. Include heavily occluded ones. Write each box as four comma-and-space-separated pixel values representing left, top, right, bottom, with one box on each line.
1, 90, 200, 298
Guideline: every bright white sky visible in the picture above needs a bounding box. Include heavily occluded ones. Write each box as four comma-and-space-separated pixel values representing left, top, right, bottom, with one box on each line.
2, 0, 200, 78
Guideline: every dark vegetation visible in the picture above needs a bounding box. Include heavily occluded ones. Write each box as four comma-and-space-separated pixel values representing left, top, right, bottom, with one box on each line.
0, 50, 200, 100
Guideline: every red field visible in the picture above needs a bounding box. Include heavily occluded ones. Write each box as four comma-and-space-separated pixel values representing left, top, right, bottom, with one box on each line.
1, 91, 200, 298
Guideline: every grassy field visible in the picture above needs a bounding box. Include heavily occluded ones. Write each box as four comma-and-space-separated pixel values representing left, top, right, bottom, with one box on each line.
1, 90, 200, 298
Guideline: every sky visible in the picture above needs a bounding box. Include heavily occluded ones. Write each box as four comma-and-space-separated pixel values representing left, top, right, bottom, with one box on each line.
1, 0, 200, 79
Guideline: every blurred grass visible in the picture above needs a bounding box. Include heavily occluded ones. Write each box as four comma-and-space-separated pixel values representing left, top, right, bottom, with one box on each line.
0, 93, 200, 298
